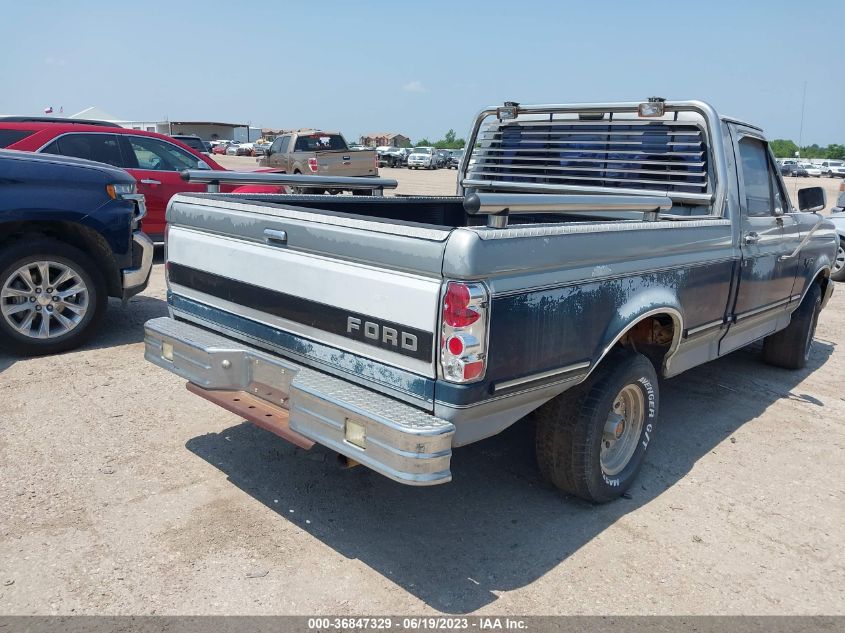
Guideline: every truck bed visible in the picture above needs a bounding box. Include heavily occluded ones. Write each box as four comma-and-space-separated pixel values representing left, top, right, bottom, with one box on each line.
192, 193, 648, 229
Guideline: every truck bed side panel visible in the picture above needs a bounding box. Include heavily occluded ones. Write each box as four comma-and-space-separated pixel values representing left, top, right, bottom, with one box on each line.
435, 220, 735, 422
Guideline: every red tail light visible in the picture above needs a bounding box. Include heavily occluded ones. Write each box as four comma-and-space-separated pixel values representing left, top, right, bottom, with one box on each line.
440, 281, 489, 383
443, 283, 481, 327
308, 157, 318, 172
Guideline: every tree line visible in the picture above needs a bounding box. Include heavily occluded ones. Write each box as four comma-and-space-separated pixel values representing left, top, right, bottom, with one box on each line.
412, 129, 466, 149
770, 139, 845, 160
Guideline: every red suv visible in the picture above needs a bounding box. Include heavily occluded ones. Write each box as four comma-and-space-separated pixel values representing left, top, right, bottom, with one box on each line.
0, 122, 282, 241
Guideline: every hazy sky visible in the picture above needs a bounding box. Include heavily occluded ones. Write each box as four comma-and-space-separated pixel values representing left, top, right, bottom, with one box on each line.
1, 0, 843, 145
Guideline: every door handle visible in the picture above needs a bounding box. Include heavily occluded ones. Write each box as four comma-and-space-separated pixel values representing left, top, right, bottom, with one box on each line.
743, 232, 760, 245
263, 228, 287, 244
139, 179, 161, 185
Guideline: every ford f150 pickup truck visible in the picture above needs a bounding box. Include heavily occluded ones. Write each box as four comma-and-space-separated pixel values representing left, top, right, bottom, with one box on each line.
259, 130, 378, 193
1, 149, 153, 355
144, 99, 837, 502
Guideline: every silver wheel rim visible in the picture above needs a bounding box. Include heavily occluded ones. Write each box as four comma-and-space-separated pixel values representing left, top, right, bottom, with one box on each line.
834, 244, 845, 273
1, 260, 89, 340
600, 384, 645, 476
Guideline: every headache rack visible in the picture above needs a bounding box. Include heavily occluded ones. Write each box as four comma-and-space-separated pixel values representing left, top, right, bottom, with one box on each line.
458, 100, 730, 220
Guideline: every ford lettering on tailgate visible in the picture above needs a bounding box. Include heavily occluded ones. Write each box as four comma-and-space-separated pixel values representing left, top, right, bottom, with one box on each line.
167, 263, 433, 362
346, 316, 419, 353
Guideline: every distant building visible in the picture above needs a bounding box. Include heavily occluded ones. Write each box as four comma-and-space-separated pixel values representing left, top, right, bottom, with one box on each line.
360, 132, 411, 148
260, 128, 291, 142
68, 107, 253, 142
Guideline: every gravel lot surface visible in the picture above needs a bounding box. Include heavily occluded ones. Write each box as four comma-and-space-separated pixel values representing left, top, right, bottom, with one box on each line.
1, 166, 843, 615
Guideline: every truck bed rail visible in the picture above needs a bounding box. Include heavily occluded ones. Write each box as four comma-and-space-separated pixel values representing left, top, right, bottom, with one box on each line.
179, 170, 398, 195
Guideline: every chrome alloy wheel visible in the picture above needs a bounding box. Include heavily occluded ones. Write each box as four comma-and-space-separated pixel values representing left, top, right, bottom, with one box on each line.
1, 260, 89, 339
834, 243, 845, 275
600, 384, 645, 476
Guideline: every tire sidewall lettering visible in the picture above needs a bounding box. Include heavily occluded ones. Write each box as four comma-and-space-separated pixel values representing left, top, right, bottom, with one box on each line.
597, 368, 659, 496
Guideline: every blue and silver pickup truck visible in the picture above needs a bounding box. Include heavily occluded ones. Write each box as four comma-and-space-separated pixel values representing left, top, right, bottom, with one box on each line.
0, 149, 153, 355
144, 99, 837, 502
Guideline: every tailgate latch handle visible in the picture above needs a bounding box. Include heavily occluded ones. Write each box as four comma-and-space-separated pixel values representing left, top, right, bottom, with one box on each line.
263, 228, 288, 244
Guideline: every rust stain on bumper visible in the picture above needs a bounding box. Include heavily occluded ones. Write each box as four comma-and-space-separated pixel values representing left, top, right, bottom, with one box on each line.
185, 382, 315, 450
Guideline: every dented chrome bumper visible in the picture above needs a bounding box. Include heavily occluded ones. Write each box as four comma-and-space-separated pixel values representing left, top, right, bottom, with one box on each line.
143, 316, 455, 485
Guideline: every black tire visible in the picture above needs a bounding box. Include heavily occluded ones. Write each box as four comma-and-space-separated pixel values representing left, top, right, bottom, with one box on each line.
762, 283, 822, 370
0, 239, 107, 356
831, 239, 845, 282
535, 351, 659, 503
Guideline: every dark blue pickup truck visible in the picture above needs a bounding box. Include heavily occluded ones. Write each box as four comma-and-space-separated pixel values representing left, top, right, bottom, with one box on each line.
0, 149, 153, 355
144, 99, 838, 503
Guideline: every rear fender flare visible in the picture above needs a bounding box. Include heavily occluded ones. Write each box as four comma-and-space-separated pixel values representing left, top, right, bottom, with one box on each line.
591, 289, 684, 377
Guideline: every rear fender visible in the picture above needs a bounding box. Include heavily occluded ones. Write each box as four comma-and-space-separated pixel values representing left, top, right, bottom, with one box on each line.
593, 288, 684, 376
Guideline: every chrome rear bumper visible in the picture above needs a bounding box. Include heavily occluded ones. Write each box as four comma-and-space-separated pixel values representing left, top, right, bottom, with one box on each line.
143, 316, 455, 485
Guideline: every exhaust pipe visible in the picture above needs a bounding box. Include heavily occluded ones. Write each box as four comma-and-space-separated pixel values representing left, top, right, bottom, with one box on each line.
337, 454, 361, 469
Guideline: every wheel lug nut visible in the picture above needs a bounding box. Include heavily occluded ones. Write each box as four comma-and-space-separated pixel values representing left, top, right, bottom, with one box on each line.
52, 296, 60, 302
35, 306, 41, 312
47, 288, 52, 293
29, 297, 36, 303
36, 288, 42, 293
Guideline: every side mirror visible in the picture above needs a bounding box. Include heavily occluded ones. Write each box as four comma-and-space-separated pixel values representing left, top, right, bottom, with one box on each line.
196, 160, 211, 170
798, 186, 826, 212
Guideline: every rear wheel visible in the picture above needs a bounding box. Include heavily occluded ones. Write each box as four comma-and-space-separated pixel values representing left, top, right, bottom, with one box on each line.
0, 239, 106, 356
535, 351, 658, 503
762, 283, 822, 369
831, 240, 845, 282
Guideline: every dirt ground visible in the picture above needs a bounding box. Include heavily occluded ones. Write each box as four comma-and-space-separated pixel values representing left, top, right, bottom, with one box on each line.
1, 166, 844, 615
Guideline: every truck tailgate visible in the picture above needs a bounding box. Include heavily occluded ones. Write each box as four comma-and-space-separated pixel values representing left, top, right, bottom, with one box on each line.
315, 149, 377, 178
165, 194, 450, 408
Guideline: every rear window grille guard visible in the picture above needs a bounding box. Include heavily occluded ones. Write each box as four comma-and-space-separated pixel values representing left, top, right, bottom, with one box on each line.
467, 121, 710, 197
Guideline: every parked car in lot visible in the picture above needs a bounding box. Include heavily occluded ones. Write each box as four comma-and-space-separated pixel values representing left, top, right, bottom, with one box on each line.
0, 122, 284, 242
0, 149, 153, 355
378, 147, 406, 167
801, 163, 823, 177
780, 162, 808, 177
820, 160, 845, 178
170, 135, 208, 154
830, 182, 845, 282
259, 130, 378, 193
435, 149, 451, 168
407, 146, 437, 169
832, 181, 845, 214
252, 140, 271, 156
830, 213, 845, 281
211, 142, 230, 155
448, 149, 464, 169
144, 98, 837, 503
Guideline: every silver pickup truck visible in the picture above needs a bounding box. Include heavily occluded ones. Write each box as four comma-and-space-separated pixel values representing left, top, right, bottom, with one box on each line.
259, 130, 378, 193
144, 98, 836, 503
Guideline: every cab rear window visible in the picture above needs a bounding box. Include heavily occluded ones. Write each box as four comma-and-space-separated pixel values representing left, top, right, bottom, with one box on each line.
294, 134, 347, 151
0, 129, 35, 148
